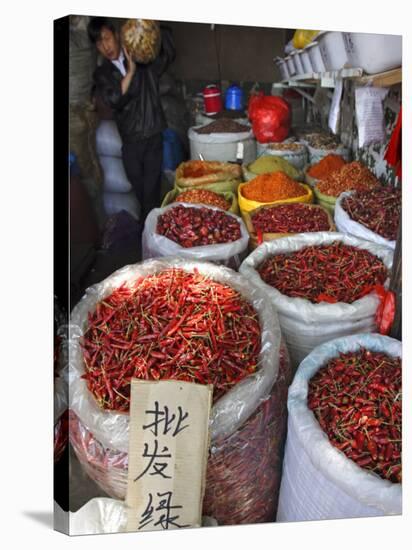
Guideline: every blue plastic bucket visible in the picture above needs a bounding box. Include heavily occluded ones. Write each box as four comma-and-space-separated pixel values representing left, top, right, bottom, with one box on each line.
224, 85, 244, 110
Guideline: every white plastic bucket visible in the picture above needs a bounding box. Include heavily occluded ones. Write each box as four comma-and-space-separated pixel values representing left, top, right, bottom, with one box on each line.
285, 56, 296, 76
318, 31, 351, 71
306, 42, 326, 73
343, 32, 402, 74
300, 49, 313, 73
291, 51, 304, 75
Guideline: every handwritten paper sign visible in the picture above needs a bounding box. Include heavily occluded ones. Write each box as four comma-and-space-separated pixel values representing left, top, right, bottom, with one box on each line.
126, 380, 212, 532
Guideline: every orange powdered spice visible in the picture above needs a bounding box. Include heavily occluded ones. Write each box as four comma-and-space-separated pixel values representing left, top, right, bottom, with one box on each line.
307, 154, 346, 179
242, 172, 307, 203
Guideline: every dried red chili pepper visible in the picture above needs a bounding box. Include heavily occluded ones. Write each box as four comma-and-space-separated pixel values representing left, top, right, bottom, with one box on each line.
81, 269, 261, 411
251, 203, 332, 234
258, 242, 388, 304
342, 187, 401, 241
156, 205, 241, 247
308, 348, 402, 483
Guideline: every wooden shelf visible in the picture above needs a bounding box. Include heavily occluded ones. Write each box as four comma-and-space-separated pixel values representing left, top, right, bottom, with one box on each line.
357, 68, 402, 87
281, 67, 402, 88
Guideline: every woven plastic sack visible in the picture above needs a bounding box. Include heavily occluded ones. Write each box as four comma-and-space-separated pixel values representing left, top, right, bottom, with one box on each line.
277, 333, 402, 521
103, 191, 141, 221
248, 94, 291, 144
188, 126, 257, 164
307, 144, 351, 164
175, 160, 242, 190
142, 203, 249, 268
99, 156, 132, 193
95, 120, 123, 158
238, 182, 313, 216
239, 232, 394, 366
161, 188, 239, 215
335, 191, 397, 250
69, 259, 286, 524
257, 142, 308, 171
121, 19, 161, 64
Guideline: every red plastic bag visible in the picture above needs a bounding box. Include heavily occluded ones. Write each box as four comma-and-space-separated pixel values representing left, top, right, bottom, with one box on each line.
248, 93, 291, 143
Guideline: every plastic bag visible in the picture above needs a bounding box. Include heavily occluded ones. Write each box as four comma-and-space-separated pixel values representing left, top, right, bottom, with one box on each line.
334, 192, 396, 250
103, 191, 141, 221
141, 203, 249, 268
54, 299, 68, 463
239, 233, 394, 366
248, 94, 291, 144
68, 259, 285, 523
61, 498, 218, 535
292, 30, 319, 49
277, 333, 402, 521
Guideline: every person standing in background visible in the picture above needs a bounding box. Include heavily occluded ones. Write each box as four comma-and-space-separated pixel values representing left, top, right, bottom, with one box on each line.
87, 17, 175, 222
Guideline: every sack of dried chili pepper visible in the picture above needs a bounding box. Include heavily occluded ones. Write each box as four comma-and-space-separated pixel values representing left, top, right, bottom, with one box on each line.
334, 189, 401, 250
142, 203, 249, 269
54, 297, 68, 463
240, 233, 394, 366
277, 333, 402, 521
69, 258, 291, 525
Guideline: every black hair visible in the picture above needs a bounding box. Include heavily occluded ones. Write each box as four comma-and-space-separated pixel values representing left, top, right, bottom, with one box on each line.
87, 17, 116, 44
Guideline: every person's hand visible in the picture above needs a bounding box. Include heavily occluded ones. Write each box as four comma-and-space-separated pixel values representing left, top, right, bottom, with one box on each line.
123, 47, 136, 75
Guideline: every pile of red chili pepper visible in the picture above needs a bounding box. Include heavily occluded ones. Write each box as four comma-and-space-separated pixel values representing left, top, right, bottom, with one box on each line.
157, 205, 241, 248
81, 269, 261, 411
174, 189, 231, 211
251, 203, 331, 234
258, 242, 388, 304
308, 348, 402, 483
342, 187, 401, 241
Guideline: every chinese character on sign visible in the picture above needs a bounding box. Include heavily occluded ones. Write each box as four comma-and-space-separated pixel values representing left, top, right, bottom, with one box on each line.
143, 401, 189, 437
138, 491, 190, 530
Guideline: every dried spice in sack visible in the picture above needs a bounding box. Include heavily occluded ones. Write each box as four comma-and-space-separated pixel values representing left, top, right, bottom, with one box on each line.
252, 203, 331, 234
81, 269, 261, 411
70, 343, 293, 524
241, 172, 307, 203
316, 161, 380, 197
258, 242, 388, 304
306, 133, 342, 149
308, 348, 402, 483
307, 154, 347, 179
54, 410, 69, 463
179, 160, 242, 181
195, 118, 250, 134
249, 155, 299, 178
267, 142, 305, 152
156, 205, 241, 247
342, 187, 401, 241
174, 189, 231, 210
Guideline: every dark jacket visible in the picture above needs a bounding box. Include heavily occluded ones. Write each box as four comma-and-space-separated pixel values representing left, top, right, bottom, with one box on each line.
93, 27, 175, 143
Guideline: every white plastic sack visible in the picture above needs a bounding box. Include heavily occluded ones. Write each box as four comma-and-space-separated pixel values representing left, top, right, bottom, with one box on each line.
99, 155, 132, 193
239, 232, 393, 366
335, 192, 396, 250
188, 126, 257, 164
277, 333, 402, 521
64, 498, 218, 535
96, 120, 123, 157
142, 203, 249, 268
103, 191, 141, 221
69, 258, 281, 453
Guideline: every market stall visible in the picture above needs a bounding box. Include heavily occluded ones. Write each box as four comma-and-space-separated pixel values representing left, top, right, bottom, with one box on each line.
55, 15, 402, 535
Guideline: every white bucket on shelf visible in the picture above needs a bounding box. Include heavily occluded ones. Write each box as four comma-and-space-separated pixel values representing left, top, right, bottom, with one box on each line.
317, 31, 351, 71
343, 33, 402, 74
306, 42, 326, 73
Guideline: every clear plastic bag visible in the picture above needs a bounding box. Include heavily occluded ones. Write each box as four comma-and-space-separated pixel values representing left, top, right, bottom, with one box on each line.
69, 259, 286, 524
239, 233, 394, 366
277, 333, 402, 521
142, 203, 249, 268
54, 298, 68, 463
